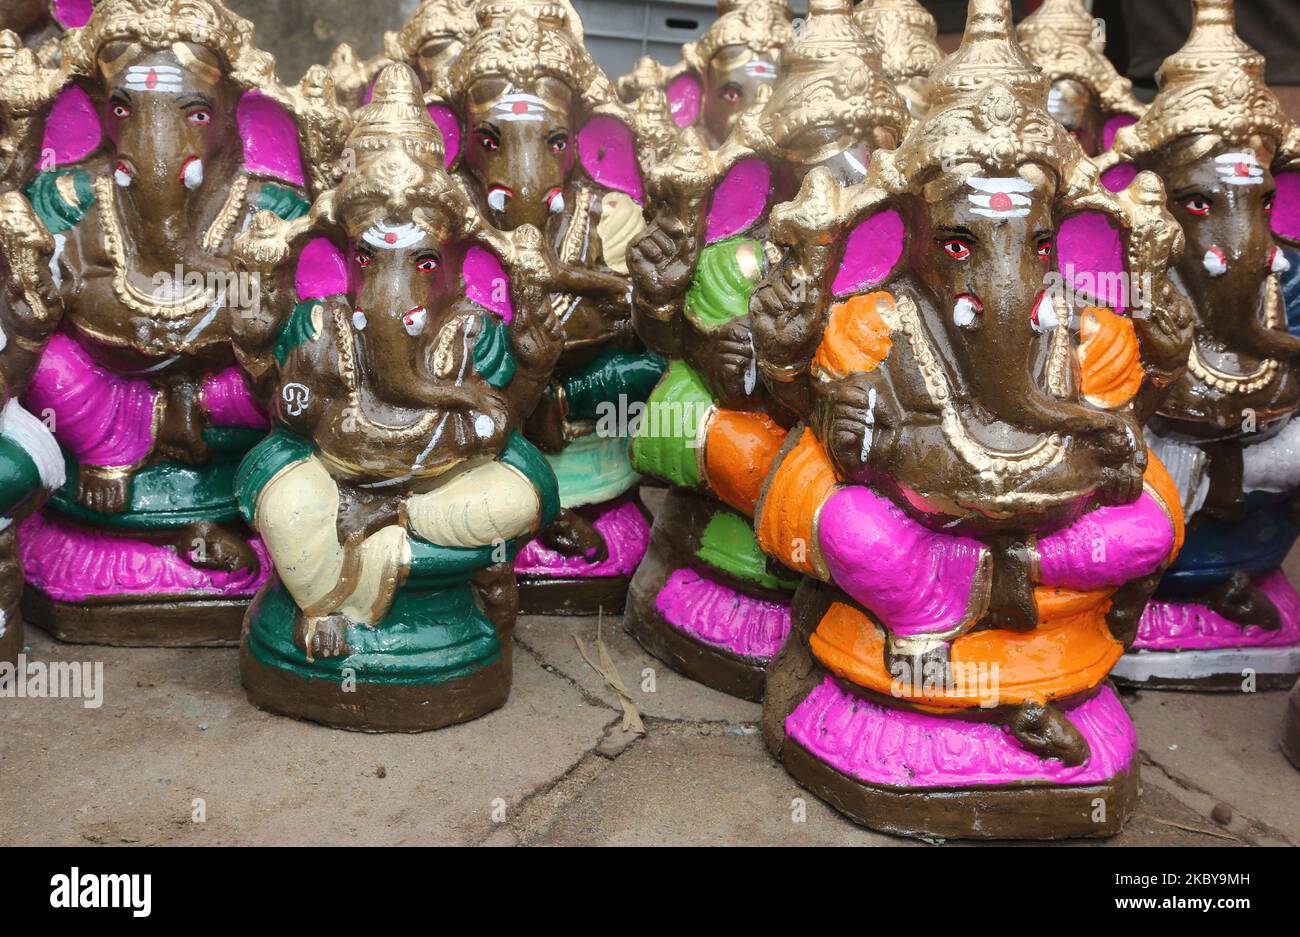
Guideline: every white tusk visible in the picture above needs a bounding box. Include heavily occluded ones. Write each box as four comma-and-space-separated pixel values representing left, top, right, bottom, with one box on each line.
1203, 246, 1227, 277
114, 167, 132, 188
1032, 292, 1060, 332
548, 189, 565, 215
402, 306, 428, 337
182, 157, 204, 190
352, 309, 368, 331
953, 295, 979, 327
1270, 247, 1292, 275
487, 188, 509, 212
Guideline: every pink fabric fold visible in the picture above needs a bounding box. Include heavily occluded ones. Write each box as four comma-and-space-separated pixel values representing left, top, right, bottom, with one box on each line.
1037, 491, 1174, 591
817, 485, 986, 637
201, 367, 270, 429
24, 333, 157, 468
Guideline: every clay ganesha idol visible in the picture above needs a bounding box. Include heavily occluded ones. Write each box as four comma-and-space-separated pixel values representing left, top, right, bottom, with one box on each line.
617, 0, 793, 148
445, 0, 665, 615
1099, 0, 1300, 689
624, 0, 909, 699
751, 0, 1189, 838
9, 0, 347, 646
0, 33, 65, 666
235, 64, 561, 732
1016, 0, 1144, 158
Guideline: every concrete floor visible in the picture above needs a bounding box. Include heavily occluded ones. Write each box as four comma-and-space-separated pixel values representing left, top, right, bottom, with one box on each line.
2, 521, 1298, 847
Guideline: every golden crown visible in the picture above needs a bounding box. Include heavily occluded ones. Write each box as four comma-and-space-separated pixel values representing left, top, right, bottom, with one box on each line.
448, 0, 613, 107
1109, 0, 1297, 163
1016, 0, 1143, 120
853, 0, 943, 84
61, 0, 263, 80
385, 0, 479, 62
683, 0, 793, 73
874, 0, 1081, 184
755, 0, 909, 155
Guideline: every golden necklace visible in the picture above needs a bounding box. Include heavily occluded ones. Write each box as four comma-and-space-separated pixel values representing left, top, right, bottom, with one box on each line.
1186, 276, 1282, 395
94, 174, 248, 321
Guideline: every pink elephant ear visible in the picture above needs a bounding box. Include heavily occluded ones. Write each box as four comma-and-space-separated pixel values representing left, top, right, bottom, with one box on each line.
41, 84, 101, 167
578, 115, 643, 203
427, 103, 461, 167
704, 158, 770, 243
1102, 114, 1138, 152
295, 237, 348, 299
1100, 162, 1138, 193
666, 72, 702, 128
832, 209, 905, 297
238, 90, 306, 187
462, 244, 513, 322
51, 0, 93, 28
1057, 210, 1127, 313
1272, 170, 1300, 244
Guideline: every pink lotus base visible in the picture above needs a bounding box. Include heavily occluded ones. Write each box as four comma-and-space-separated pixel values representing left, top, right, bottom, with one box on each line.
656, 567, 791, 660
514, 499, 649, 578
18, 511, 269, 603
786, 677, 1136, 789
1135, 569, 1300, 651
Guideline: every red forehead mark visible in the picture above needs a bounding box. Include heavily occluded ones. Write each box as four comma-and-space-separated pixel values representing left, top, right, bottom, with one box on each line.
384, 232, 397, 244
512, 101, 529, 115
989, 193, 1013, 211
146, 69, 158, 90
1235, 162, 1251, 177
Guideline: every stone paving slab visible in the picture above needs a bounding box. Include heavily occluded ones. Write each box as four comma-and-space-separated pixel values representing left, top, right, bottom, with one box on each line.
515, 613, 762, 725
0, 628, 614, 846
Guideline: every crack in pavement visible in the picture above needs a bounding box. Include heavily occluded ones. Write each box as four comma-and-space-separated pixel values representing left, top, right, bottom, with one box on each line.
1139, 750, 1296, 846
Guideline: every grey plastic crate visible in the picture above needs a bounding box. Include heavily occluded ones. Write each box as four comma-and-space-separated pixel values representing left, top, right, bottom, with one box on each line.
572, 0, 810, 78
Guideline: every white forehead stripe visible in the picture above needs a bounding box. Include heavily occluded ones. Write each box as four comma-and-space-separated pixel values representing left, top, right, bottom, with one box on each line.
1216, 152, 1264, 186
124, 64, 184, 92
493, 93, 547, 123
966, 177, 1032, 218
744, 59, 777, 79
363, 222, 424, 250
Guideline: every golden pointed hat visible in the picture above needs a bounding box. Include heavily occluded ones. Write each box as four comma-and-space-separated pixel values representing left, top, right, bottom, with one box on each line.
683, 0, 793, 73
331, 63, 459, 225
1110, 0, 1295, 161
60, 0, 268, 82
1016, 0, 1143, 120
853, 0, 943, 84
750, 0, 910, 156
874, 0, 1085, 185
448, 0, 613, 107
385, 0, 479, 63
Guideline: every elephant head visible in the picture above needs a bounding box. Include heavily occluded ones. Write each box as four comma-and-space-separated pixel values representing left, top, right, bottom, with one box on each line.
629, 0, 909, 318
669, 0, 793, 146
852, 0, 944, 119
1100, 0, 1300, 439
1016, 0, 1144, 158
755, 0, 1188, 532
252, 64, 562, 481
445, 0, 644, 234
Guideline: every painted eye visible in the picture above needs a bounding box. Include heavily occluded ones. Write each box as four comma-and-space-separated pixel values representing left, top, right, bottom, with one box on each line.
186, 109, 212, 126
1264, 194, 1275, 214
942, 239, 971, 261
111, 103, 131, 120
477, 130, 499, 152
1182, 195, 1211, 216
415, 256, 439, 273
721, 85, 741, 105
354, 251, 371, 268
1037, 239, 1054, 259
548, 133, 567, 154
